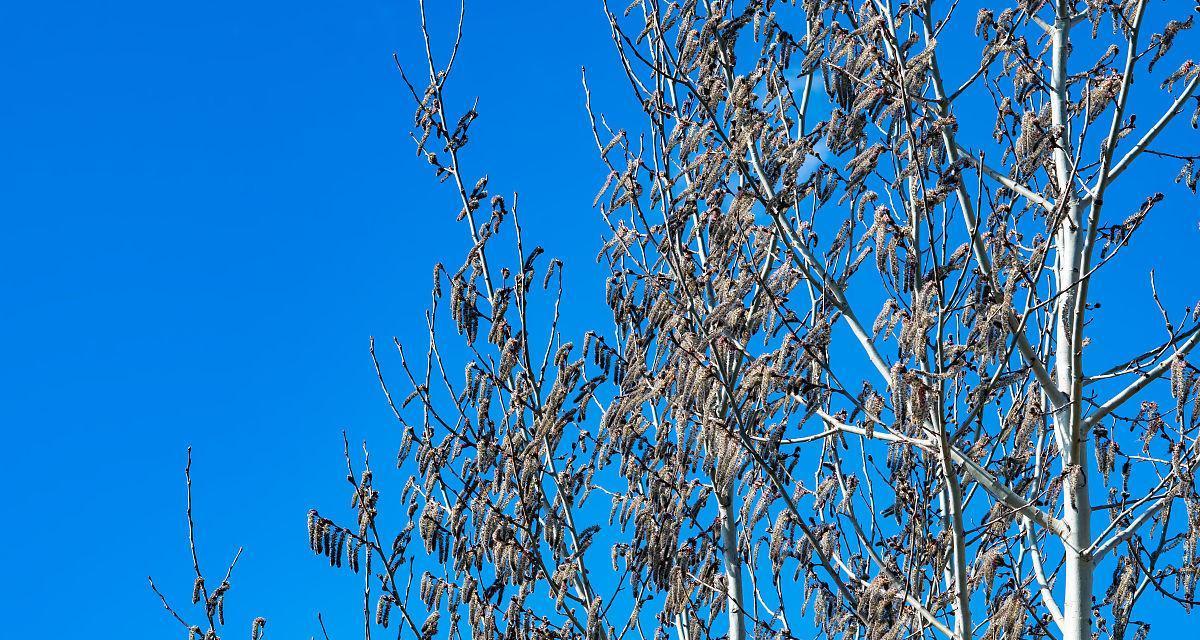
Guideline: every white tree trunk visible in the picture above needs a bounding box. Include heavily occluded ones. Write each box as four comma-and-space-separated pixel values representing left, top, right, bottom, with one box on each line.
1050, 9, 1093, 640
717, 487, 746, 640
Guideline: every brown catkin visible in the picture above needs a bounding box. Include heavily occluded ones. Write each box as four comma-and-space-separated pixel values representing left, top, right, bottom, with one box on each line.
191, 576, 204, 605
251, 617, 266, 640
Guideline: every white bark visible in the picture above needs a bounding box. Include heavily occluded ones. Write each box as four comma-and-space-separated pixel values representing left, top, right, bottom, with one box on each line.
717, 487, 746, 640
1049, 9, 1093, 640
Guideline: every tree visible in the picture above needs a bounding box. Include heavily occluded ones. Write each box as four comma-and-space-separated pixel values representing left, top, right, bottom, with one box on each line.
152, 1, 1200, 640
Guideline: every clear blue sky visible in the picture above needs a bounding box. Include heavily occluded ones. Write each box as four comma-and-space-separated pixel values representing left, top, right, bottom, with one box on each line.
1, 1, 1197, 638
0, 2, 623, 637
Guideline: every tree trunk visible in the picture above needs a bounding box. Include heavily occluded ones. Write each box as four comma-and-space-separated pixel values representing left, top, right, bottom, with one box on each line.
1051, 9, 1093, 640
717, 487, 745, 640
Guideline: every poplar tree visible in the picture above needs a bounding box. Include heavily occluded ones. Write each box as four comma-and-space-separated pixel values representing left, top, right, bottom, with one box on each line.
153, 2, 1200, 640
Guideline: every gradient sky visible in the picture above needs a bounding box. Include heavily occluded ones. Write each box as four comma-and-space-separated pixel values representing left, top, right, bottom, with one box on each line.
2, 1, 1198, 638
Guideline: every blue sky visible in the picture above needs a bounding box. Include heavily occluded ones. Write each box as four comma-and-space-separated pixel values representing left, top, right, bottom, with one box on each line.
0, 2, 622, 637
1, 1, 1198, 638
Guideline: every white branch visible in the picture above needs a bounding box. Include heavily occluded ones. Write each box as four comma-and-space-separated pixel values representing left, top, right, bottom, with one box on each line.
1086, 473, 1176, 561
1081, 325, 1200, 430
956, 144, 1056, 211
1090, 75, 1200, 196
950, 442, 1072, 540
1023, 520, 1066, 630
813, 409, 1069, 539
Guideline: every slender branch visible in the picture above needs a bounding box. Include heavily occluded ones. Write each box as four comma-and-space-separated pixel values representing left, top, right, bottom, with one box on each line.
955, 145, 1055, 211
1082, 324, 1200, 430
1090, 75, 1200, 196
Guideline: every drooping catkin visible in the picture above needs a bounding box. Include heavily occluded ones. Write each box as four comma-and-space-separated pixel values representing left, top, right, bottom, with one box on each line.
376, 593, 393, 628
191, 576, 205, 605
250, 617, 266, 640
